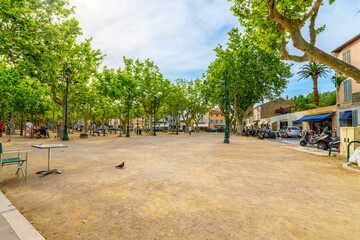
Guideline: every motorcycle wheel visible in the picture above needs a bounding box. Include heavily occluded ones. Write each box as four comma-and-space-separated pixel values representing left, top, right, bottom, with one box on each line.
300, 140, 307, 146
317, 141, 327, 150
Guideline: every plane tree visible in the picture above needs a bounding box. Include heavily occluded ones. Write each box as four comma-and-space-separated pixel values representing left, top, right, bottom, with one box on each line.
229, 0, 360, 82
125, 58, 170, 134
205, 28, 292, 132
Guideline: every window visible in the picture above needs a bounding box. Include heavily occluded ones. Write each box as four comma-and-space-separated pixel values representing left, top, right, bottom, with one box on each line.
211, 120, 214, 124
220, 120, 224, 124
257, 114, 260, 120
211, 114, 213, 117
215, 120, 218, 124
216, 114, 218, 117
221, 114, 223, 117
344, 79, 352, 103
200, 117, 204, 122
342, 49, 351, 64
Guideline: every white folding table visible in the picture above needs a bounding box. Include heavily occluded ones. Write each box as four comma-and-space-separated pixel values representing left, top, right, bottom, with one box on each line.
31, 144, 68, 178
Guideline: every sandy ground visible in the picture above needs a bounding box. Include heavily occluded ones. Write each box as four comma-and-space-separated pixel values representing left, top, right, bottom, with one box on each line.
0, 132, 360, 240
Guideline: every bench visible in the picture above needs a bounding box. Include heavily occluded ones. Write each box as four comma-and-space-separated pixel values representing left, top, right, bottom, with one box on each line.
80, 133, 88, 139
0, 143, 30, 183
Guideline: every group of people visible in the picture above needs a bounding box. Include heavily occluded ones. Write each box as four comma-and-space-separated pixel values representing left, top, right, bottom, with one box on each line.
0, 118, 12, 142
0, 119, 50, 142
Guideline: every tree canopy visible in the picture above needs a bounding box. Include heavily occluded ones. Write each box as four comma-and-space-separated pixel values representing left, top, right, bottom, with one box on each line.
204, 28, 292, 130
229, 0, 360, 82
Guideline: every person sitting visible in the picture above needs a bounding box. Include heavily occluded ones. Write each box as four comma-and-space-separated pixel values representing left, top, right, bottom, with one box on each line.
40, 126, 50, 138
34, 126, 41, 138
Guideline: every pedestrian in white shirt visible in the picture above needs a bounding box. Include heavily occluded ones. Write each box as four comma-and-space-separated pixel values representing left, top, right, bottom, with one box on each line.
189, 126, 192, 136
24, 120, 33, 139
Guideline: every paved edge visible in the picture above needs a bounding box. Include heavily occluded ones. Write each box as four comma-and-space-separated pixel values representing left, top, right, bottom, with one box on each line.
342, 162, 360, 173
280, 145, 332, 156
0, 191, 45, 240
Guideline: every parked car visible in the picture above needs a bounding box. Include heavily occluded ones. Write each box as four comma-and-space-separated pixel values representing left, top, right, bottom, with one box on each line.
211, 128, 218, 132
278, 126, 301, 138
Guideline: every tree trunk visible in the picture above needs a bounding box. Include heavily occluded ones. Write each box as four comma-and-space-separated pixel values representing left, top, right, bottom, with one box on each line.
312, 75, 319, 106
267, 2, 360, 83
122, 119, 126, 134
52, 104, 55, 132
84, 115, 88, 132
11, 111, 15, 134
149, 114, 153, 135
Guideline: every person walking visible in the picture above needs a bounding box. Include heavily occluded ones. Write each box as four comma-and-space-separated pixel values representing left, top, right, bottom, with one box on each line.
6, 118, 12, 142
188, 125, 192, 136
24, 120, 33, 139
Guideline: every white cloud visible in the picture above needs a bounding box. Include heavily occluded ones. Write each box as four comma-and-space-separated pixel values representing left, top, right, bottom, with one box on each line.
69, 0, 359, 97
69, 0, 239, 78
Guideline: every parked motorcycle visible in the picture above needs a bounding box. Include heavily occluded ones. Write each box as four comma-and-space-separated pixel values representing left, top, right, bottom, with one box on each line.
257, 131, 265, 140
299, 130, 320, 146
317, 131, 334, 150
263, 131, 277, 139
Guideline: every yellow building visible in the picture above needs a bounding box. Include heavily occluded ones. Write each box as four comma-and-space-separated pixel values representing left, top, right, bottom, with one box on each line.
208, 108, 225, 129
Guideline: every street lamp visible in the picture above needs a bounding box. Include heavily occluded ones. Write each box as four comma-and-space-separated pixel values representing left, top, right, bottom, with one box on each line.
62, 67, 72, 141
220, 70, 230, 144
176, 104, 179, 135
125, 88, 131, 138
153, 97, 157, 136
20, 113, 23, 136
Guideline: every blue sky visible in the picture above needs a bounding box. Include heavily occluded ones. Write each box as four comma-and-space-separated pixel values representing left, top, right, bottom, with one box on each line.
69, 0, 360, 99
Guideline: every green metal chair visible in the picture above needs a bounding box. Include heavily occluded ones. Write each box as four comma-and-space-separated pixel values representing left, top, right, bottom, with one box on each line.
0, 142, 30, 183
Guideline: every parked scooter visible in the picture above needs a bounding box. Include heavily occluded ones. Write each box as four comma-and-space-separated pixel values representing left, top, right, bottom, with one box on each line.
299, 130, 320, 146
317, 130, 334, 150
257, 131, 265, 140
263, 131, 277, 139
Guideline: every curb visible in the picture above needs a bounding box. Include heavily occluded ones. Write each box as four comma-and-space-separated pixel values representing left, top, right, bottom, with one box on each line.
0, 191, 45, 240
342, 162, 360, 173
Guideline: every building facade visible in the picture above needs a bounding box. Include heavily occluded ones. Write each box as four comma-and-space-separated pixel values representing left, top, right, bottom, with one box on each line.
332, 34, 360, 135
269, 111, 306, 131
207, 108, 225, 129
252, 98, 295, 129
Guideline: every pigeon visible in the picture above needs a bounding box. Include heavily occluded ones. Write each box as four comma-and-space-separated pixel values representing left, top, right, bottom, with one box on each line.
116, 162, 125, 169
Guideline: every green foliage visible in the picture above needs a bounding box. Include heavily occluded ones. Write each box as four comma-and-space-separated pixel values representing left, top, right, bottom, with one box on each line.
332, 76, 347, 88
290, 91, 336, 111
229, 0, 336, 55
298, 61, 331, 80
204, 28, 292, 127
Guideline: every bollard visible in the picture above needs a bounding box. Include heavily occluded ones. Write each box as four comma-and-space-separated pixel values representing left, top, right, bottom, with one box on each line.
347, 141, 360, 162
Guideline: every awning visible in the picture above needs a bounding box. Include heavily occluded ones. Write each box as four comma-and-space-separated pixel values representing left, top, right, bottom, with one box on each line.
296, 112, 334, 122
263, 121, 269, 125
340, 111, 352, 121
197, 124, 208, 127
259, 122, 264, 125
251, 122, 257, 126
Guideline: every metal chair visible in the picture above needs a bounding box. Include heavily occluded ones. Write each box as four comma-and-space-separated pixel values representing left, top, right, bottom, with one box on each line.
0, 142, 30, 183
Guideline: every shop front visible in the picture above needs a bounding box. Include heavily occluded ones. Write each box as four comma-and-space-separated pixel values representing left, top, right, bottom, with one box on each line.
295, 106, 337, 135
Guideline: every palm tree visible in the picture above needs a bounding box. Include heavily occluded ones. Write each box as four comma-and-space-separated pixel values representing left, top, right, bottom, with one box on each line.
298, 61, 331, 106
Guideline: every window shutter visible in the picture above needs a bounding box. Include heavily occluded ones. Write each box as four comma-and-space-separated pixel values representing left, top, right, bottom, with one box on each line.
343, 79, 353, 103
344, 81, 348, 102
349, 79, 353, 102
352, 110, 358, 126
339, 112, 344, 127
342, 49, 351, 64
